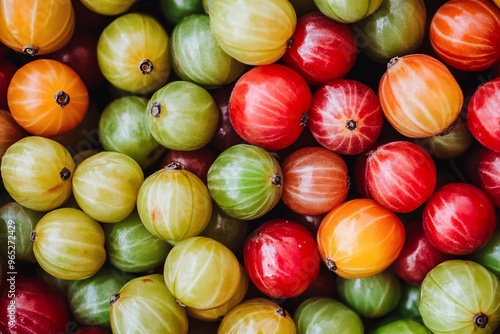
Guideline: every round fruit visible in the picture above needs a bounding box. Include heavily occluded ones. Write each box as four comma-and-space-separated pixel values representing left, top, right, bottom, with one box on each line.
378, 54, 463, 138
98, 96, 165, 169
146, 80, 219, 151
72, 151, 144, 223
281, 147, 349, 215
229, 63, 311, 151
218, 298, 296, 333
313, 0, 383, 23
136, 164, 212, 243
97, 13, 171, 94
103, 210, 172, 273
209, 0, 297, 65
0, 0, 75, 56
170, 14, 247, 88
163, 236, 241, 310
109, 274, 188, 334
80, 0, 136, 15
419, 260, 500, 334
337, 269, 402, 318
1, 136, 75, 211
429, 0, 500, 72
207, 144, 283, 220
293, 297, 364, 334
7, 59, 89, 137
317, 198, 405, 279
243, 219, 320, 299
31, 208, 106, 280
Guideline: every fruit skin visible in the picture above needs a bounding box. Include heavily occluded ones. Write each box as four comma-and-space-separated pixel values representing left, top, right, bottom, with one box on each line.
7, 59, 89, 137
31, 208, 106, 280
1, 136, 75, 211
293, 297, 364, 334
419, 260, 500, 334
353, 0, 427, 63
97, 13, 171, 95
109, 274, 188, 334
243, 219, 320, 299
163, 236, 241, 310
467, 78, 500, 152
218, 298, 296, 333
0, 276, 70, 333
229, 63, 312, 151
0, 0, 75, 55
422, 182, 497, 255
282, 11, 357, 85
429, 0, 500, 72
478, 147, 500, 208
209, 0, 297, 65
313, 0, 384, 23
207, 144, 283, 220
317, 198, 405, 279
365, 140, 437, 213
378, 54, 463, 138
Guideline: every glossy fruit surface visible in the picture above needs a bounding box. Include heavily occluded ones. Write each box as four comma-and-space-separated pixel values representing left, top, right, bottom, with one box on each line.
365, 140, 437, 213
1, 136, 75, 211
352, 0, 427, 63
243, 219, 320, 299
207, 144, 283, 220
337, 269, 402, 318
282, 11, 357, 85
467, 230, 500, 278
307, 79, 383, 155
372, 318, 431, 334
392, 221, 452, 286
293, 297, 364, 334
281, 147, 349, 215
72, 151, 144, 223
103, 210, 172, 273
229, 64, 311, 151
379, 54, 463, 138
68, 266, 128, 327
161, 146, 216, 184
110, 274, 188, 334
8, 59, 89, 137
478, 147, 500, 207
422, 182, 497, 255
137, 165, 212, 243
429, 0, 500, 71
218, 298, 296, 333
419, 260, 500, 334
209, 0, 297, 65
0, 276, 70, 333
170, 14, 247, 89
80, 0, 135, 15
0, 201, 43, 263
163, 236, 241, 310
31, 208, 106, 280
0, 0, 75, 56
317, 198, 405, 278
467, 78, 500, 152
160, 0, 204, 25
146, 80, 219, 151
313, 0, 383, 23
97, 13, 170, 94
98, 96, 165, 169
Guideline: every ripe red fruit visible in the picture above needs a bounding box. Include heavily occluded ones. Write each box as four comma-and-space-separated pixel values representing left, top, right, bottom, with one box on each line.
229, 63, 312, 151
392, 221, 452, 286
0, 276, 70, 333
243, 219, 320, 299
478, 147, 500, 208
467, 78, 500, 152
423, 183, 497, 255
307, 79, 384, 155
365, 140, 437, 213
282, 11, 357, 85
